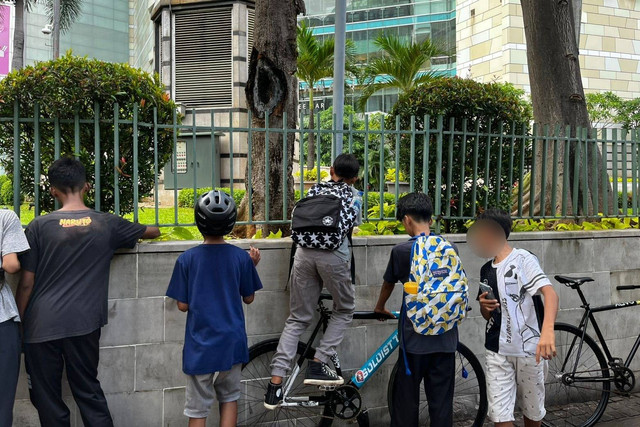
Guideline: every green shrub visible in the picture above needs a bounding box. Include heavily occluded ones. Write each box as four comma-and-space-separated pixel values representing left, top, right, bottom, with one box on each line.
293, 167, 328, 181
366, 192, 399, 208
0, 177, 12, 205
389, 77, 532, 232
384, 168, 407, 183
0, 53, 178, 214
178, 187, 245, 208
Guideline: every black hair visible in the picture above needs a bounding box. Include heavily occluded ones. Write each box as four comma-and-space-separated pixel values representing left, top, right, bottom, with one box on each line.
396, 192, 433, 223
48, 157, 87, 194
332, 154, 360, 180
477, 208, 513, 239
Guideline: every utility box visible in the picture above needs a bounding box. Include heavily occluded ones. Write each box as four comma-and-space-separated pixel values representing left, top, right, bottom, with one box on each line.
164, 133, 223, 190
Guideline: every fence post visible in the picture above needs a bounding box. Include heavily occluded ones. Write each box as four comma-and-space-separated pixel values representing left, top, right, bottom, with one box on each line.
458, 118, 468, 219
153, 107, 158, 224
434, 116, 444, 232
228, 111, 234, 197
34, 103, 41, 217
95, 102, 101, 212
113, 103, 120, 215
132, 104, 139, 223
445, 117, 455, 218
247, 110, 253, 222
12, 101, 20, 216
409, 115, 415, 193
282, 111, 288, 221
265, 113, 270, 223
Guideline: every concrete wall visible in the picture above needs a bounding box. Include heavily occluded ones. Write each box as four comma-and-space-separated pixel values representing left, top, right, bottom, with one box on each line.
12, 230, 640, 426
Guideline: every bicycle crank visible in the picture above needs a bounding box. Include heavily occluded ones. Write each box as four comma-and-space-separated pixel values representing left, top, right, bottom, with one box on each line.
614, 366, 635, 393
328, 385, 363, 421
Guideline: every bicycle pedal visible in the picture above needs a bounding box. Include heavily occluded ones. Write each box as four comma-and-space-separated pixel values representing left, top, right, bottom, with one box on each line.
318, 385, 337, 391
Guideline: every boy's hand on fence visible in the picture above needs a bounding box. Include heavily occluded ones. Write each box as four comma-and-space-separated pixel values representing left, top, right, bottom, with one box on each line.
374, 306, 396, 321
249, 246, 261, 266
536, 330, 556, 364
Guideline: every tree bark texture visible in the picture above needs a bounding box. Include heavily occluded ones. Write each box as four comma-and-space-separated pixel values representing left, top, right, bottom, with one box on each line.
244, 0, 303, 234
12, 0, 25, 70
521, 0, 612, 216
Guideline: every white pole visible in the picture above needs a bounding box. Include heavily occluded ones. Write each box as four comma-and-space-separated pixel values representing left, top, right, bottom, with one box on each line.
332, 0, 346, 159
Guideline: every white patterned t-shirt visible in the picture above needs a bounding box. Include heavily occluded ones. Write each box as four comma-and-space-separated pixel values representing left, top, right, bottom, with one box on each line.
480, 248, 552, 357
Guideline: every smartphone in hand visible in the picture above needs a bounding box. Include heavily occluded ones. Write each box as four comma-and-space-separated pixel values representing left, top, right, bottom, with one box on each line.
479, 280, 501, 313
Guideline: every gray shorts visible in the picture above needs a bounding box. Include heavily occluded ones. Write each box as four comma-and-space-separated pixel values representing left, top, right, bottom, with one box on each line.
184, 364, 242, 419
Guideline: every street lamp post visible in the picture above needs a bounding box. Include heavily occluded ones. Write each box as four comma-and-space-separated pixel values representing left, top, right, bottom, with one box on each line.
52, 0, 60, 59
332, 0, 346, 159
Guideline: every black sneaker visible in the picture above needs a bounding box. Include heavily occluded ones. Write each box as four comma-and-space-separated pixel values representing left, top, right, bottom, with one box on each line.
303, 360, 344, 386
264, 382, 283, 410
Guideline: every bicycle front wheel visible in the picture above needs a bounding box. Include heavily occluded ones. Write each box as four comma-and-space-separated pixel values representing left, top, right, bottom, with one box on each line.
387, 342, 488, 427
238, 338, 358, 427
543, 323, 611, 427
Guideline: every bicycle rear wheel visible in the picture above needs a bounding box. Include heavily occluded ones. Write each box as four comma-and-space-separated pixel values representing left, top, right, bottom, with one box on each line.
387, 342, 487, 427
542, 323, 610, 427
238, 338, 364, 426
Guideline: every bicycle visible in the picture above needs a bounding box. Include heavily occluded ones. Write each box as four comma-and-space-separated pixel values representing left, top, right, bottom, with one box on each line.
237, 293, 487, 426
543, 275, 640, 427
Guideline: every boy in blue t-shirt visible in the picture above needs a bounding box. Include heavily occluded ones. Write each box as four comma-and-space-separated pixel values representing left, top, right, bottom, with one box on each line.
166, 190, 263, 427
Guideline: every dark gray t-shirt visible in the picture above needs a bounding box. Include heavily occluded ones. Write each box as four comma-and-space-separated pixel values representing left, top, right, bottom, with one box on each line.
20, 210, 146, 343
383, 239, 458, 354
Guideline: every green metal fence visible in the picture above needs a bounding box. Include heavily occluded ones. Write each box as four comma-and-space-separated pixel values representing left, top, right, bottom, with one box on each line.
1, 101, 638, 231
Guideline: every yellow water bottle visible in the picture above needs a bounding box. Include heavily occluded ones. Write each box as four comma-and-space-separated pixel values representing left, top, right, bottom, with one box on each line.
403, 281, 418, 294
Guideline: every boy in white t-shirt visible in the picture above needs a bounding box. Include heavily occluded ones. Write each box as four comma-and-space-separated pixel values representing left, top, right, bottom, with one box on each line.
468, 209, 559, 427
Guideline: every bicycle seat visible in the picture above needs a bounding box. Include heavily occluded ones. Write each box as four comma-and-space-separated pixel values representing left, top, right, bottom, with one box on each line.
555, 275, 594, 287
319, 293, 333, 302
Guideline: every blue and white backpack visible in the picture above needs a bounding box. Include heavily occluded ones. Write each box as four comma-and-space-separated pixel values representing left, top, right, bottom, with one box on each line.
404, 234, 469, 335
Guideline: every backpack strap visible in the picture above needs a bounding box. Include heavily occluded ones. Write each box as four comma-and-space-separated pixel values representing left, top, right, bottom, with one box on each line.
287, 241, 298, 290
347, 231, 356, 285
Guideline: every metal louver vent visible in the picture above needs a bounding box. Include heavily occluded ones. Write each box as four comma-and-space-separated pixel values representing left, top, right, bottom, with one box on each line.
247, 8, 255, 60
174, 9, 232, 108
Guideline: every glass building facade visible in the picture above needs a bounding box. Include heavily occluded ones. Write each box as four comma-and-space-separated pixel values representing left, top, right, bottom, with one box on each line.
299, 0, 456, 113
25, 0, 129, 65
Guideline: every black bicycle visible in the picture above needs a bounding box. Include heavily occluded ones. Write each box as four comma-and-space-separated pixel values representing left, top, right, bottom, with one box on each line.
237, 294, 487, 426
543, 275, 640, 427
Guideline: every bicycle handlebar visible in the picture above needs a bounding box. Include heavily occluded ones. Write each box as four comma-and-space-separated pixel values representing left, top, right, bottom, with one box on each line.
616, 285, 640, 291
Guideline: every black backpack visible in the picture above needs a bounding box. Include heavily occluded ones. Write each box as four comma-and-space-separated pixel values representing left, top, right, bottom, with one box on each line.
291, 181, 357, 251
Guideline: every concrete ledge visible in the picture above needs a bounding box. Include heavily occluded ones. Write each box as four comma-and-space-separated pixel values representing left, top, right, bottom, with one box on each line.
13, 229, 640, 426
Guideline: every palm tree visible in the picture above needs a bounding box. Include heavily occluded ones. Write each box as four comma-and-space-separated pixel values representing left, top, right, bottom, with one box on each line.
297, 22, 354, 169
357, 34, 444, 111
12, 0, 84, 70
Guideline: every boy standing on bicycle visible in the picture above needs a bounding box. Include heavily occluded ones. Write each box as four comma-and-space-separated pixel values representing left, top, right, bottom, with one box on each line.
469, 209, 559, 427
374, 192, 460, 427
265, 154, 361, 409
166, 190, 262, 427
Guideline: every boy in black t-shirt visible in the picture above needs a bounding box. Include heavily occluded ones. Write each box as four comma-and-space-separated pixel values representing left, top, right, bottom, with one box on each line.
374, 193, 457, 427
16, 157, 160, 427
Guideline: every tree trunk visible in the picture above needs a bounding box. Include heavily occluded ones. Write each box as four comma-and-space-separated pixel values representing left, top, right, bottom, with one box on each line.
12, 0, 25, 70
306, 90, 315, 169
520, 0, 612, 217
244, 0, 303, 235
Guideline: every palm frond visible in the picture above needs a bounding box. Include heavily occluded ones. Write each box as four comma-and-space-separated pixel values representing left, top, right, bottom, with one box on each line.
356, 79, 400, 112
43, 0, 84, 33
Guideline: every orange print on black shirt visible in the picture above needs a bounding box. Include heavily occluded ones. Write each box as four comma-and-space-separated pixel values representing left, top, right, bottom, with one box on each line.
59, 217, 92, 228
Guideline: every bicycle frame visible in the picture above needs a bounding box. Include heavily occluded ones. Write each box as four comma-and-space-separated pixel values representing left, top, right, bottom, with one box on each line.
566, 285, 640, 381
350, 315, 401, 389
281, 307, 401, 404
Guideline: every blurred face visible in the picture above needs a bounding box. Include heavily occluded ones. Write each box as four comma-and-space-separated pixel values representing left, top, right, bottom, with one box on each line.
467, 219, 507, 259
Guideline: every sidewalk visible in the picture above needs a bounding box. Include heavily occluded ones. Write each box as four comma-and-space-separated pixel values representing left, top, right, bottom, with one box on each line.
471, 393, 640, 426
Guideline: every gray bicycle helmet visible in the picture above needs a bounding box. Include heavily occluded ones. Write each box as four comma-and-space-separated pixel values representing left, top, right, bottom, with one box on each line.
194, 190, 237, 236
